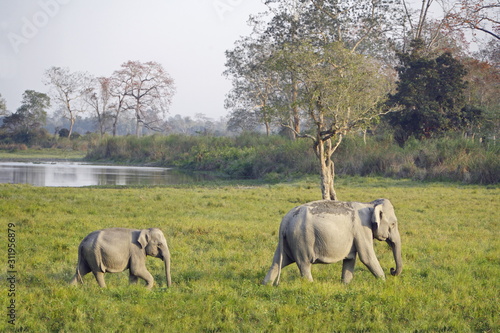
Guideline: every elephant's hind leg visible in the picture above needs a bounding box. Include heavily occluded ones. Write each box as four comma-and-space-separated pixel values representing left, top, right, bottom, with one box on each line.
69, 272, 84, 285
263, 265, 279, 285
263, 249, 294, 285
129, 273, 139, 284
69, 259, 92, 285
341, 258, 356, 284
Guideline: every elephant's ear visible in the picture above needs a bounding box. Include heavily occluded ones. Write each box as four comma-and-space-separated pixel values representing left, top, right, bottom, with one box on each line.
372, 204, 383, 228
138, 229, 150, 248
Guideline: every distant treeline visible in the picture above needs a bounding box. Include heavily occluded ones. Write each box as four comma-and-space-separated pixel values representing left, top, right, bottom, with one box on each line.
85, 133, 499, 185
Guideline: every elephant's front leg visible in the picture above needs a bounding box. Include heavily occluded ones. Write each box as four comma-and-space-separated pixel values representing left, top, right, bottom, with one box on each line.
341, 257, 356, 284
93, 271, 107, 287
130, 264, 155, 289
357, 247, 385, 280
136, 270, 154, 289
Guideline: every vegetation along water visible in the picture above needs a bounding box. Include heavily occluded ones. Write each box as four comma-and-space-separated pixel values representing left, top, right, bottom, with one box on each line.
85, 133, 499, 185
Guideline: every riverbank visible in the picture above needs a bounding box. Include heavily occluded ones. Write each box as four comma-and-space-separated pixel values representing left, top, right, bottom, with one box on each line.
0, 148, 86, 162
2, 133, 499, 185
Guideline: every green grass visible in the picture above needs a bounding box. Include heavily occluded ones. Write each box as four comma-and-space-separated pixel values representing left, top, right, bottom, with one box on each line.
0, 178, 498, 332
0, 148, 86, 161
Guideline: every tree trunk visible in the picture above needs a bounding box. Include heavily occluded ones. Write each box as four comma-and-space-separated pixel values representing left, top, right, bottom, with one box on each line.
315, 133, 344, 201
265, 121, 270, 136
328, 162, 337, 200
320, 162, 337, 200
317, 138, 337, 201
68, 116, 75, 138
135, 120, 143, 137
292, 79, 300, 139
135, 102, 142, 137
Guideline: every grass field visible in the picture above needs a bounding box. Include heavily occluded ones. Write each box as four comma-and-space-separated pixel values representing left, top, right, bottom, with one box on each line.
0, 178, 498, 332
0, 148, 86, 161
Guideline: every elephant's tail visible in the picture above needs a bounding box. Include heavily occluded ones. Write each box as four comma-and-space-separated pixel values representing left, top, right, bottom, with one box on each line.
263, 228, 285, 286
275, 235, 284, 286
76, 269, 84, 284
75, 245, 85, 284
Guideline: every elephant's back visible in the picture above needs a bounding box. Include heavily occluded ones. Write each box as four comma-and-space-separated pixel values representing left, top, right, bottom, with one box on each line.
284, 201, 356, 263
304, 200, 354, 216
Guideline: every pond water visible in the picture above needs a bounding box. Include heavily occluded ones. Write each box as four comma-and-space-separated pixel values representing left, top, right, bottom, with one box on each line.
0, 161, 211, 187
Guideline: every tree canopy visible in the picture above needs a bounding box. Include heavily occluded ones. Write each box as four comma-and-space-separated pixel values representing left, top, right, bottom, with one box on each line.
225, 0, 400, 199
387, 40, 469, 144
0, 90, 50, 144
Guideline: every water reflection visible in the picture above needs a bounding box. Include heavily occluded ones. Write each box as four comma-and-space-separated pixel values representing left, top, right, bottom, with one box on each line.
0, 162, 209, 187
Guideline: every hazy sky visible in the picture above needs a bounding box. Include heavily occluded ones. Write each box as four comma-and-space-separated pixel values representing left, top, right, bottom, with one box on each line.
0, 0, 268, 119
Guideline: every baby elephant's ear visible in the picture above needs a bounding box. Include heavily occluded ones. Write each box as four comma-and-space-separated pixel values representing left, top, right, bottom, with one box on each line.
138, 229, 150, 248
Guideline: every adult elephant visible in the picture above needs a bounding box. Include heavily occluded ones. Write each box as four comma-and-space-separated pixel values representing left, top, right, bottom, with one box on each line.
263, 199, 402, 285
70, 228, 171, 289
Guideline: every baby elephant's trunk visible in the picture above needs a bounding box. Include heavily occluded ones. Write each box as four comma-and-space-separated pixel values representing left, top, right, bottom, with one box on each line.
388, 228, 403, 276
161, 244, 172, 287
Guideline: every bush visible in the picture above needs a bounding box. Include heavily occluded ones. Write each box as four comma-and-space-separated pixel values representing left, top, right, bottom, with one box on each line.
85, 133, 499, 184
0, 143, 28, 151
334, 135, 499, 184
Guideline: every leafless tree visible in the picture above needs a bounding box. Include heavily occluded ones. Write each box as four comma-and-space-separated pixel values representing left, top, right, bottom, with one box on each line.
44, 67, 90, 137
111, 61, 176, 137
83, 76, 112, 136
444, 0, 500, 40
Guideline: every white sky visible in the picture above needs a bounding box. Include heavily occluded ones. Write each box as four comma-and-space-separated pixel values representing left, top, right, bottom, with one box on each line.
0, 0, 268, 119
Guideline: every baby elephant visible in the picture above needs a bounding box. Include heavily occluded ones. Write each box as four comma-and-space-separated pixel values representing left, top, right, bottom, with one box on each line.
70, 228, 171, 289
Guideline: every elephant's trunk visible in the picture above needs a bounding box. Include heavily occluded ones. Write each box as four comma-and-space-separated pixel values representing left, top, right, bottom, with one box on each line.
388, 228, 403, 276
161, 245, 172, 287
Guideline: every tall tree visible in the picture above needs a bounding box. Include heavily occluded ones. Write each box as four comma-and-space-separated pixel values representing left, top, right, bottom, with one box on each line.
397, 0, 499, 55
111, 61, 176, 137
44, 67, 90, 138
462, 56, 500, 137
278, 41, 396, 199
83, 76, 112, 136
444, 0, 500, 40
398, 0, 457, 53
224, 37, 280, 135
307, 0, 404, 54
108, 74, 132, 137
1, 90, 50, 144
387, 41, 468, 144
0, 93, 7, 116
225, 0, 401, 199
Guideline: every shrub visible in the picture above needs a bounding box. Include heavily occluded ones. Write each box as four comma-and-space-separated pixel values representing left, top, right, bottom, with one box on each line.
0, 143, 28, 151
85, 134, 499, 184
